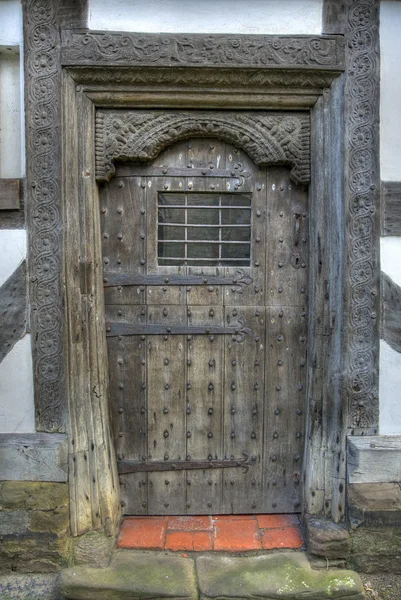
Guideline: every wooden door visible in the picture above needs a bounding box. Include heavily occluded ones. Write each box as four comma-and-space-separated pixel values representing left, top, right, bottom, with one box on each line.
100, 135, 308, 515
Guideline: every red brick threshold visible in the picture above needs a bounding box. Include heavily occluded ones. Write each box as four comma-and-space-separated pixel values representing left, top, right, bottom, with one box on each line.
117, 514, 304, 552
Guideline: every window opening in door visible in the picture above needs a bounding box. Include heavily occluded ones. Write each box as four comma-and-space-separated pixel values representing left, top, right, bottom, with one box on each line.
158, 192, 252, 266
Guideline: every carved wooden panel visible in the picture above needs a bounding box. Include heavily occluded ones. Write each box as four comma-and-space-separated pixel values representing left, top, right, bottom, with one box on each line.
95, 110, 310, 185
100, 135, 308, 515
62, 31, 345, 70
345, 0, 380, 433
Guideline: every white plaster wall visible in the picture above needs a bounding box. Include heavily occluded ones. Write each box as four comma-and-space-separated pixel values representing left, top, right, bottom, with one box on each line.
379, 340, 401, 435
381, 237, 401, 289
0, 50, 22, 177
0, 229, 26, 286
0, 0, 24, 176
0, 0, 23, 46
89, 0, 323, 35
0, 336, 35, 433
381, 2, 401, 181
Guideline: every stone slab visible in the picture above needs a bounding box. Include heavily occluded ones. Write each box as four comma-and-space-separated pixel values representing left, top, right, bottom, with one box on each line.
0, 511, 28, 535
0, 434, 68, 482
304, 515, 350, 559
58, 550, 198, 600
348, 482, 401, 528
196, 552, 365, 600
0, 574, 62, 600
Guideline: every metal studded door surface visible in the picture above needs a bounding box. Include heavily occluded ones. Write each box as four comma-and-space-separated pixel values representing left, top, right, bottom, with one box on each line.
100, 134, 308, 515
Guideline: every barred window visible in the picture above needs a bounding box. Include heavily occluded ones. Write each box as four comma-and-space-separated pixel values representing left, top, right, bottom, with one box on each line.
158, 192, 251, 267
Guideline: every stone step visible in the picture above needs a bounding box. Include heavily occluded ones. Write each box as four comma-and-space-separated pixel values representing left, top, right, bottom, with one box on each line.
58, 550, 365, 600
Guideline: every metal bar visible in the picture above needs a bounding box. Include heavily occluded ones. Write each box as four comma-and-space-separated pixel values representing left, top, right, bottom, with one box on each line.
158, 204, 251, 209
118, 453, 254, 474
158, 223, 250, 228
106, 321, 252, 341
158, 259, 250, 264
158, 240, 250, 245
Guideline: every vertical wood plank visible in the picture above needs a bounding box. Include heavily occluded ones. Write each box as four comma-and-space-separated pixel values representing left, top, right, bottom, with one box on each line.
185, 305, 224, 514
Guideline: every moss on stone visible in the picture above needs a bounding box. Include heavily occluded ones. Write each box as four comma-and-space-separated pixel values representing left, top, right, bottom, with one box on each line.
349, 526, 401, 573
0, 482, 68, 512
0, 533, 72, 574
28, 506, 69, 534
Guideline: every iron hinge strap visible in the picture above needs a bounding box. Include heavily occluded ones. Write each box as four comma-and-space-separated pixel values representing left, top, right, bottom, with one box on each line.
118, 453, 255, 475
106, 320, 252, 342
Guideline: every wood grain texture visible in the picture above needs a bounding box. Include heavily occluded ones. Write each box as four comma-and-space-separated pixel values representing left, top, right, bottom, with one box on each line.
0, 260, 27, 362
381, 181, 401, 236
63, 74, 120, 536
322, 0, 348, 34
101, 137, 308, 515
348, 436, 401, 484
0, 433, 68, 482
0, 179, 20, 210
381, 272, 401, 353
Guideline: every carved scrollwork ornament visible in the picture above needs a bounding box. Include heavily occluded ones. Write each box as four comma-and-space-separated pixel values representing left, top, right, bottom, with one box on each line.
95, 110, 311, 185
346, 0, 380, 432
61, 31, 345, 69
23, 0, 66, 432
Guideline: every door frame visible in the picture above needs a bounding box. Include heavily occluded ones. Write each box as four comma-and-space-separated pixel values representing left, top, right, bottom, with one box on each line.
23, 1, 380, 537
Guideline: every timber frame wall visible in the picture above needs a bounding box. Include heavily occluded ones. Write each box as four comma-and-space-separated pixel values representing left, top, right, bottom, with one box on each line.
22, 0, 379, 536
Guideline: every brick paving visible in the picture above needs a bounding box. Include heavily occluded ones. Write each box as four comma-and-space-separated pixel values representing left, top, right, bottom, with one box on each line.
117, 514, 304, 551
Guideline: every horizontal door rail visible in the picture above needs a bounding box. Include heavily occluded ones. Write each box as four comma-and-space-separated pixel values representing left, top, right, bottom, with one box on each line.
114, 166, 252, 179
117, 453, 255, 474
103, 270, 253, 292
106, 320, 252, 342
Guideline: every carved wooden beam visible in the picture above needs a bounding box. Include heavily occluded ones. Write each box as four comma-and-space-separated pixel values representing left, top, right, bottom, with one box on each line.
61, 31, 345, 70
95, 110, 310, 184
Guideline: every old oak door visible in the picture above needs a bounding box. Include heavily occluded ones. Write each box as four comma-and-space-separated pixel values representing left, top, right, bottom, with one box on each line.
100, 121, 308, 515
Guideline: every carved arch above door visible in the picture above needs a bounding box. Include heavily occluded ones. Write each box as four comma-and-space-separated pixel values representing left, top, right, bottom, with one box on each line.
95, 111, 311, 184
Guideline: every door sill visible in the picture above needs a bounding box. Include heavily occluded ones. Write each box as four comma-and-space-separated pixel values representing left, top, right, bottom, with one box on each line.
117, 514, 303, 552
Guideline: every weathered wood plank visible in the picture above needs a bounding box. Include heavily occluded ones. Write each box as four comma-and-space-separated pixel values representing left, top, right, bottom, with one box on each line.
0, 191, 25, 228
0, 433, 68, 482
146, 305, 186, 515
223, 307, 265, 513
0, 260, 27, 362
381, 271, 401, 353
347, 436, 401, 484
322, 0, 347, 34
0, 179, 21, 210
381, 181, 401, 236
58, 0, 88, 29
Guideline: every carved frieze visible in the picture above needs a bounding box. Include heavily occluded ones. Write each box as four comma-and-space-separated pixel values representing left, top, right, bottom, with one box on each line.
95, 111, 311, 184
62, 31, 345, 70
345, 0, 380, 432
23, 0, 66, 433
